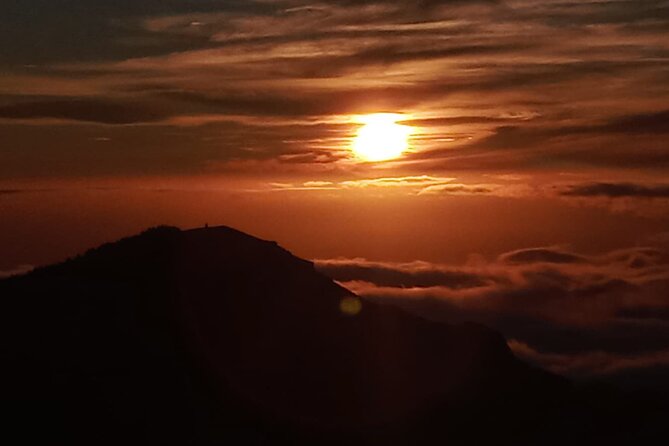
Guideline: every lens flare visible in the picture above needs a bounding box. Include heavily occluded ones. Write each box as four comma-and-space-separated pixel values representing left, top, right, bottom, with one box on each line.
339, 296, 362, 316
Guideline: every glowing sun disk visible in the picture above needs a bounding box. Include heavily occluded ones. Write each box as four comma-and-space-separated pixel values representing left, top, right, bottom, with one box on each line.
352, 113, 412, 162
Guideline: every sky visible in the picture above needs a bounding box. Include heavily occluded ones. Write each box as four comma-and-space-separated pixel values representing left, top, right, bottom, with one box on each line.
1, 0, 669, 383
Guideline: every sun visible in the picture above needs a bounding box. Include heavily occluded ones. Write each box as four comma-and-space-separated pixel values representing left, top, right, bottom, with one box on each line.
351, 113, 412, 162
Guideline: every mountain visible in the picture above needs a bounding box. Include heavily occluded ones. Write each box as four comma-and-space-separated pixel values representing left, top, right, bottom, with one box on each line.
0, 226, 663, 445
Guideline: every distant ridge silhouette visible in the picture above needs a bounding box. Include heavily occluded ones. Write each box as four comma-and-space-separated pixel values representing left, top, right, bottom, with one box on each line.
1, 226, 665, 445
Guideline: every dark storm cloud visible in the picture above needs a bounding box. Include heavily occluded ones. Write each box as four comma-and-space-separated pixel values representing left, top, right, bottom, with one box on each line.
318, 245, 669, 377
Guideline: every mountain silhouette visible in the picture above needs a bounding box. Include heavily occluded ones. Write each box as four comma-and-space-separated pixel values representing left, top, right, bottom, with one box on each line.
1, 226, 665, 445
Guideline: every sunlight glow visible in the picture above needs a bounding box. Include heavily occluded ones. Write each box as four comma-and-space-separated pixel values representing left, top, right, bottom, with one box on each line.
352, 114, 412, 162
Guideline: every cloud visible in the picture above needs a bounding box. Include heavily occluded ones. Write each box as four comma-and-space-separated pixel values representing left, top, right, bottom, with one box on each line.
0, 265, 33, 279
600, 110, 669, 135
509, 340, 669, 377
339, 175, 453, 188
553, 182, 669, 215
0, 188, 53, 195
411, 108, 669, 171
316, 245, 669, 379
2, 0, 669, 177
266, 175, 522, 196
559, 182, 669, 199
316, 258, 489, 289
267, 175, 455, 192
302, 181, 335, 188
268, 175, 537, 198
499, 247, 587, 264
0, 0, 244, 65
417, 183, 497, 195
0, 98, 173, 124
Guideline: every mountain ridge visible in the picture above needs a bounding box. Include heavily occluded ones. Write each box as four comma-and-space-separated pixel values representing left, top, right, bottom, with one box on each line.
2, 225, 657, 445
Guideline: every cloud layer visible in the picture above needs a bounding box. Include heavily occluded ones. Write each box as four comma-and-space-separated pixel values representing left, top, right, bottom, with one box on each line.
316, 244, 669, 379
1, 0, 668, 178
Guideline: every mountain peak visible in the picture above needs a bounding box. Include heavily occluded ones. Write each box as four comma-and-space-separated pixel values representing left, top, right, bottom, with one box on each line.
1, 225, 572, 444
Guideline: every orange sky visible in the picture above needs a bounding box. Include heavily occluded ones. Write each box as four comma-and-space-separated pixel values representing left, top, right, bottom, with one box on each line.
1, 0, 668, 267
2, 0, 669, 380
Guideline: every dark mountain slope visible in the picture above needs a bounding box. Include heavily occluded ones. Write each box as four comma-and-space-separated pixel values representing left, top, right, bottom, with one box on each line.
174, 227, 563, 423
0, 226, 659, 444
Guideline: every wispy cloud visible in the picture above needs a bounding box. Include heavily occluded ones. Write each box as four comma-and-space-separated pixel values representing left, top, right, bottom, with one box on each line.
0, 98, 173, 124
0, 264, 33, 279
1, 0, 667, 178
552, 182, 669, 216
265, 175, 520, 196
559, 182, 669, 199
340, 175, 454, 188
266, 175, 541, 198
